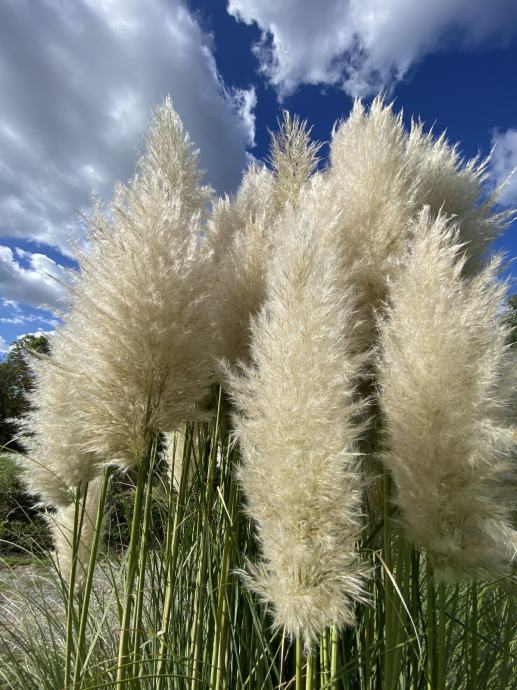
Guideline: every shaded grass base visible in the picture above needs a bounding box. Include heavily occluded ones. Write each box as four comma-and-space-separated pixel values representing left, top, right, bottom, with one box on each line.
0, 418, 515, 689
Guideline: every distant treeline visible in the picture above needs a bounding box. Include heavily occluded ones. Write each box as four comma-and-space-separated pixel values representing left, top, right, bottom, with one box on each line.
0, 333, 49, 451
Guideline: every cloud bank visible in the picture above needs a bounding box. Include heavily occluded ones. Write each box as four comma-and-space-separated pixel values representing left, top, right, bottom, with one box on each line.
0, 245, 71, 310
491, 129, 517, 207
228, 0, 517, 97
0, 0, 256, 256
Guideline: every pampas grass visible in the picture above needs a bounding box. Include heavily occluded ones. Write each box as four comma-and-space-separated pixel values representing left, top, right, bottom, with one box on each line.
18, 354, 98, 506
21, 97, 214, 493
326, 98, 412, 351
49, 475, 106, 592
405, 121, 511, 272
229, 196, 367, 647
377, 208, 517, 582
63, 98, 214, 469
209, 113, 320, 366
6, 96, 516, 689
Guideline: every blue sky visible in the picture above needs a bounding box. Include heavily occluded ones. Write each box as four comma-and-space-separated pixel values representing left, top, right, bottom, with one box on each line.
1, 0, 517, 352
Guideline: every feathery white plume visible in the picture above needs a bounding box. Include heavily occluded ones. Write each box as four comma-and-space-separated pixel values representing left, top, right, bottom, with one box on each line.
269, 111, 322, 212
19, 95, 215, 532
328, 99, 412, 325
230, 192, 367, 647
23, 98, 214, 482
406, 122, 512, 272
19, 352, 98, 506
377, 208, 517, 581
210, 113, 320, 366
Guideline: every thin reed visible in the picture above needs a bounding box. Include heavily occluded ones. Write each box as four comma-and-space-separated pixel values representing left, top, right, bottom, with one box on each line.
1, 417, 516, 689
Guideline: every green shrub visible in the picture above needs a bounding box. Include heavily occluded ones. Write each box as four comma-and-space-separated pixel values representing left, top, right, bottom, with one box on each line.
0, 454, 52, 554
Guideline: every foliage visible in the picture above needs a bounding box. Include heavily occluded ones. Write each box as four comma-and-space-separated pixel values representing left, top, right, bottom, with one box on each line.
0, 454, 51, 554
0, 335, 49, 450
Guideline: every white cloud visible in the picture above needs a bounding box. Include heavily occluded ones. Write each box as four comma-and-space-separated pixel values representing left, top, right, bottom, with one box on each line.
0, 0, 256, 255
15, 329, 54, 341
0, 245, 71, 310
228, 0, 517, 97
0, 298, 60, 327
491, 129, 517, 207
233, 87, 257, 148
0, 334, 8, 353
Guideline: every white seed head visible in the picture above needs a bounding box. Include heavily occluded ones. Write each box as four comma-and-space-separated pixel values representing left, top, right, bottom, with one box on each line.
230, 194, 368, 647
377, 208, 517, 581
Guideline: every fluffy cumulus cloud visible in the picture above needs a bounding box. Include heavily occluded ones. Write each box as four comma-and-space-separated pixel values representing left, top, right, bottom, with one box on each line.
228, 0, 517, 97
0, 245, 71, 310
491, 129, 517, 207
0, 0, 256, 256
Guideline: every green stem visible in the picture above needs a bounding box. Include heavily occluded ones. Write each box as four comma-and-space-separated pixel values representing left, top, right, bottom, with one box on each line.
426, 560, 436, 690
115, 447, 152, 687
500, 597, 513, 689
156, 427, 193, 686
190, 388, 224, 690
64, 482, 88, 688
436, 581, 446, 690
305, 651, 314, 690
330, 624, 338, 690
411, 548, 421, 690
469, 582, 478, 690
72, 468, 111, 688
131, 436, 158, 683
295, 638, 304, 690
383, 470, 394, 690
212, 477, 237, 690
321, 629, 329, 686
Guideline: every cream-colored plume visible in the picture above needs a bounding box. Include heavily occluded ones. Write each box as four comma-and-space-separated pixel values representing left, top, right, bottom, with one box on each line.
230, 193, 367, 647
209, 113, 321, 366
327, 99, 413, 342
377, 208, 517, 582
327, 98, 511, 354
207, 163, 276, 366
21, 98, 214, 484
162, 428, 197, 492
405, 122, 512, 273
18, 350, 99, 506
268, 111, 322, 212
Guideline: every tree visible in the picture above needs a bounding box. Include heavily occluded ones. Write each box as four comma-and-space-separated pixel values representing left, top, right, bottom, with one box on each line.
0, 334, 49, 449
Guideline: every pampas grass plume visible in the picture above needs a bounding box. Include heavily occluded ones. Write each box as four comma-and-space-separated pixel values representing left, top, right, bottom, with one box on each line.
377, 207, 517, 581
22, 98, 215, 490
230, 193, 368, 647
19, 352, 98, 506
210, 113, 320, 366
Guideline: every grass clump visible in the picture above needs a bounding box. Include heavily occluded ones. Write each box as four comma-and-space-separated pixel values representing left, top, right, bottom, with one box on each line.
2, 97, 516, 688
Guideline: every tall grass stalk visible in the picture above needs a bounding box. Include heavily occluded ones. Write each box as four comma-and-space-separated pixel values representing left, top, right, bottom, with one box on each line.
189, 388, 224, 690
1, 414, 516, 689
73, 467, 112, 688
131, 435, 159, 684
115, 442, 154, 687
155, 428, 193, 686
64, 482, 88, 688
